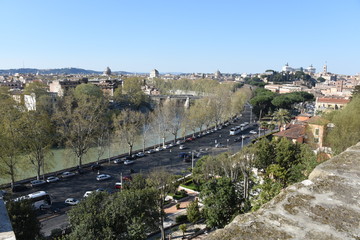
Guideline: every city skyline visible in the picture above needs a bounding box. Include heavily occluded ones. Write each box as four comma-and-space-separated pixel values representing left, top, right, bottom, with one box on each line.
1, 0, 359, 75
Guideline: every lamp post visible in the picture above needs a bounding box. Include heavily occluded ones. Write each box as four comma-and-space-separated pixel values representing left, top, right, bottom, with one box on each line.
192, 151, 194, 170
241, 135, 245, 149
250, 106, 253, 123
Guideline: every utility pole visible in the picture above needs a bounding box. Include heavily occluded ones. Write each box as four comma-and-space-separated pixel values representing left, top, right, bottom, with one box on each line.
192, 151, 194, 170
120, 172, 123, 191
241, 135, 245, 149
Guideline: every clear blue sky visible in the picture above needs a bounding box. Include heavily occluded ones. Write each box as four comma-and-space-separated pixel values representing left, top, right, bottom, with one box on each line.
1, 0, 359, 74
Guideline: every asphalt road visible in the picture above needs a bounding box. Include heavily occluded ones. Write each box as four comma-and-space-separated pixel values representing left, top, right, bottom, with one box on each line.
14, 103, 262, 236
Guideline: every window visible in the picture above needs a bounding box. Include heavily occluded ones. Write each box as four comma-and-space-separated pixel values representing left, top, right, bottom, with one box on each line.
314, 137, 319, 143
315, 128, 319, 136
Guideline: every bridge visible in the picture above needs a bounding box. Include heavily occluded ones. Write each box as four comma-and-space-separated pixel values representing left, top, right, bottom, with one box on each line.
150, 94, 202, 108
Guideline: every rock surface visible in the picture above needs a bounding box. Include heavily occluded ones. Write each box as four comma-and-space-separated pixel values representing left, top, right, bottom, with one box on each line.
205, 143, 360, 240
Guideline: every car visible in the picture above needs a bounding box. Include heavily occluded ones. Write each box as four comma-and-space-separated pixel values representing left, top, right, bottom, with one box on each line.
91, 163, 102, 171
186, 137, 195, 142
183, 156, 192, 162
179, 145, 185, 150
136, 152, 145, 157
176, 140, 183, 145
122, 175, 132, 181
65, 198, 79, 206
95, 188, 105, 192
155, 146, 163, 151
124, 160, 134, 165
179, 152, 190, 158
31, 180, 46, 187
168, 143, 174, 148
46, 176, 60, 183
96, 174, 111, 181
11, 184, 28, 192
83, 191, 93, 198
114, 182, 122, 189
234, 137, 242, 142
61, 172, 76, 178
113, 158, 124, 164
249, 130, 257, 134
146, 149, 155, 154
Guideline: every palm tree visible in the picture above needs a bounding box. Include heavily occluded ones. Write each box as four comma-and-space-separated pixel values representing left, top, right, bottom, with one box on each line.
272, 109, 291, 130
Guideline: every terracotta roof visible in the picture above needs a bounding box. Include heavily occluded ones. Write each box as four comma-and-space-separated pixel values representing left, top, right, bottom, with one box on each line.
317, 98, 350, 104
273, 124, 305, 139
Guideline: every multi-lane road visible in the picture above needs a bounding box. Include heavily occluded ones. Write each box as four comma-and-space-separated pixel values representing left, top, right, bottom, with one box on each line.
14, 104, 262, 236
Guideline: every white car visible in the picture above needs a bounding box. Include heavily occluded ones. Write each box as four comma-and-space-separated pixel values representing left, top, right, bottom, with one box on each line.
46, 176, 60, 183
136, 152, 145, 157
31, 180, 46, 187
179, 145, 185, 150
146, 149, 155, 154
83, 191, 93, 198
113, 158, 124, 164
96, 174, 111, 181
61, 172, 76, 178
249, 130, 257, 134
124, 160, 134, 165
65, 198, 79, 206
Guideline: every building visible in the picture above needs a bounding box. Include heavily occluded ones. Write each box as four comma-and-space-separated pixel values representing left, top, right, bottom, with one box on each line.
281, 63, 316, 74
315, 97, 350, 113
149, 69, 159, 78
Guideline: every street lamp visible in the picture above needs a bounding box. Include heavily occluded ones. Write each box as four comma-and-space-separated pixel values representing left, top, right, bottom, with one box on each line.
241, 135, 245, 149
227, 139, 229, 148
250, 106, 253, 123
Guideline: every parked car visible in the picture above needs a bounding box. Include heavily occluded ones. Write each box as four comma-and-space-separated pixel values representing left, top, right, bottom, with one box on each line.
113, 158, 124, 164
124, 160, 135, 165
249, 130, 257, 134
91, 163, 102, 171
155, 146, 163, 151
168, 143, 174, 148
95, 188, 105, 192
11, 184, 28, 192
183, 156, 192, 162
114, 182, 122, 189
122, 175, 132, 181
65, 198, 79, 206
186, 137, 195, 142
96, 174, 111, 181
179, 145, 185, 150
46, 176, 60, 183
178, 152, 190, 158
31, 180, 46, 187
83, 191, 93, 198
146, 149, 155, 154
234, 137, 241, 142
61, 172, 76, 178
136, 152, 145, 157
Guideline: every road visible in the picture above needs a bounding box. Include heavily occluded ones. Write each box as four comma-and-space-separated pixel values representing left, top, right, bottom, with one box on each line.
15, 104, 262, 236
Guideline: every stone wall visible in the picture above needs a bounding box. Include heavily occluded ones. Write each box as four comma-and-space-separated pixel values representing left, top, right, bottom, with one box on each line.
206, 143, 360, 240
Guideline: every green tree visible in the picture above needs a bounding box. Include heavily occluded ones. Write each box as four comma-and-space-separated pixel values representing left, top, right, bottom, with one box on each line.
186, 199, 201, 223
23, 81, 48, 98
251, 178, 282, 211
272, 108, 291, 129
6, 200, 42, 240
325, 96, 360, 154
147, 169, 177, 240
179, 224, 187, 239
73, 83, 103, 100
113, 109, 144, 156
201, 177, 240, 228
253, 138, 275, 169
0, 98, 26, 187
22, 111, 54, 180
55, 94, 107, 168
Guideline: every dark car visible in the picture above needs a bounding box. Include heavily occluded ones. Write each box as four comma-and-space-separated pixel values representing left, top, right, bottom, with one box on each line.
91, 163, 103, 171
183, 156, 192, 162
11, 184, 28, 192
178, 152, 190, 158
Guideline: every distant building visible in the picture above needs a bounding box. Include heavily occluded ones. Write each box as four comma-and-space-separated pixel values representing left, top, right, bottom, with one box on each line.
281, 63, 316, 74
315, 97, 350, 113
215, 70, 222, 79
103, 67, 112, 76
150, 69, 159, 78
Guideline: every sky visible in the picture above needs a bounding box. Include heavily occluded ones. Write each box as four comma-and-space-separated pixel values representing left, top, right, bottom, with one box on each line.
1, 0, 359, 74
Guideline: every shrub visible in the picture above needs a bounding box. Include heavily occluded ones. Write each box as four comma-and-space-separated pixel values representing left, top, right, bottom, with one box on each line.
175, 214, 188, 224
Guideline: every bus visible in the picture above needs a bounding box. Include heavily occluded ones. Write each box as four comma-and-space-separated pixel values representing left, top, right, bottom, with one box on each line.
14, 191, 52, 209
229, 126, 241, 135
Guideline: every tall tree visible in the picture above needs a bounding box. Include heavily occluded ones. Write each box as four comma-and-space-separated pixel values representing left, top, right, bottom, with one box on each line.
147, 169, 177, 240
6, 200, 42, 240
0, 98, 26, 187
272, 108, 291, 130
22, 111, 54, 180
113, 109, 144, 156
162, 100, 184, 143
55, 92, 107, 168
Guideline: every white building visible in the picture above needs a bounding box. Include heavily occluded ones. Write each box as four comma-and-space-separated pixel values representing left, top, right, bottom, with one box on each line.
150, 69, 159, 78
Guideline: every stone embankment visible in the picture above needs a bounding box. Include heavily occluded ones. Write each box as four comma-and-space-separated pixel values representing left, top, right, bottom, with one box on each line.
206, 143, 360, 240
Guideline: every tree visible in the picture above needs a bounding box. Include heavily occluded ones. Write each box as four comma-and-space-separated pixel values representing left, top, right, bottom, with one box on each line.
147, 169, 177, 240
253, 138, 275, 169
122, 77, 149, 108
113, 109, 144, 156
22, 111, 54, 180
201, 177, 240, 228
187, 199, 201, 223
55, 93, 107, 168
23, 81, 48, 98
162, 100, 184, 143
73, 83, 103, 100
179, 224, 187, 239
0, 98, 26, 187
272, 108, 291, 130
236, 148, 256, 199
6, 200, 41, 240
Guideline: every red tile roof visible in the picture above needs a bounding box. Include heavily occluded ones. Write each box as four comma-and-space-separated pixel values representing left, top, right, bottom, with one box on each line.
273, 124, 305, 139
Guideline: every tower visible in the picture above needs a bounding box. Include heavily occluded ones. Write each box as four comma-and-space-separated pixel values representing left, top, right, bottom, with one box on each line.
323, 63, 327, 74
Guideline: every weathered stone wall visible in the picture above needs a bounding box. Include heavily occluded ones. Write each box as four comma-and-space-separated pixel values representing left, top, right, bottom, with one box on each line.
206, 143, 360, 240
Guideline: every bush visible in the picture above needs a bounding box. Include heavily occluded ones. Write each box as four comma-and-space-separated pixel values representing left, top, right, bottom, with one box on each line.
175, 214, 188, 224
176, 203, 181, 209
